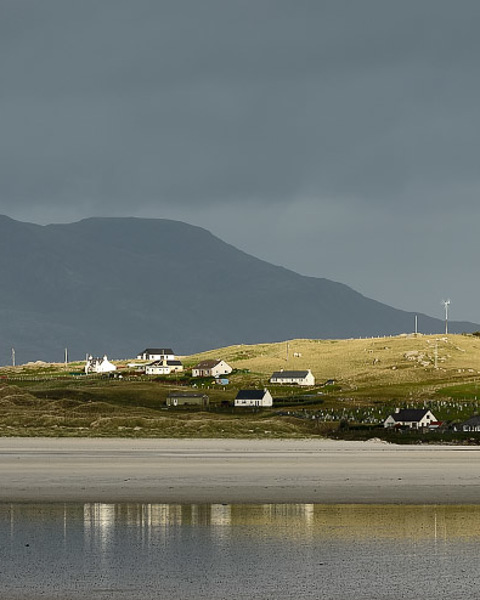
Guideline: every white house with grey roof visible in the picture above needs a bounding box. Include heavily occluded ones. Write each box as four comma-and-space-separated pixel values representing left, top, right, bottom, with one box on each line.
270, 369, 315, 386
384, 408, 438, 429
234, 389, 273, 407
137, 348, 176, 361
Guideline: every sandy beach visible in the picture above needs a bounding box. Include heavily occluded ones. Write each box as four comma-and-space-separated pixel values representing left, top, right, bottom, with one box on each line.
1, 437, 480, 504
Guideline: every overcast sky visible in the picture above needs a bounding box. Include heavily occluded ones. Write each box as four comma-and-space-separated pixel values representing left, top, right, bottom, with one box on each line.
1, 0, 479, 323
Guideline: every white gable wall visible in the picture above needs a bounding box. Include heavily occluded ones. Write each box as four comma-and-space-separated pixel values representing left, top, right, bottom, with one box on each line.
211, 361, 233, 377
383, 415, 397, 428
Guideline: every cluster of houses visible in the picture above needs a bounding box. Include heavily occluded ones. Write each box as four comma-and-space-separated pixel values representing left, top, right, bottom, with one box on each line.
82, 352, 480, 426
134, 350, 316, 385
86, 345, 317, 382
84, 346, 322, 408
135, 349, 235, 379
131, 349, 317, 408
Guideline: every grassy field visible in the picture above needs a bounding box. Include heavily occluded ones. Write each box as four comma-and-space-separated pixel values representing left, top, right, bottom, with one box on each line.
186, 333, 480, 389
1, 333, 480, 439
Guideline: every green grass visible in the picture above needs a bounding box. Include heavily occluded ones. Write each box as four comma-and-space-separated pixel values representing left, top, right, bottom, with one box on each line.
1, 333, 480, 440
436, 382, 480, 400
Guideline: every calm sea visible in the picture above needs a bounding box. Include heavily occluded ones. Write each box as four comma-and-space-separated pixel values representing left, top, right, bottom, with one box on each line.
1, 503, 479, 599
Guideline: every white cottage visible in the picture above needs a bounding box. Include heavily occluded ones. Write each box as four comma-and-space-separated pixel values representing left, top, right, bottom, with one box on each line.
85, 355, 117, 374
384, 408, 438, 429
270, 370, 315, 386
192, 359, 233, 378
234, 389, 273, 408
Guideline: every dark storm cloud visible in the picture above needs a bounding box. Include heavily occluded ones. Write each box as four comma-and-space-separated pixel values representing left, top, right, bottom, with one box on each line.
1, 0, 480, 322
2, 0, 480, 219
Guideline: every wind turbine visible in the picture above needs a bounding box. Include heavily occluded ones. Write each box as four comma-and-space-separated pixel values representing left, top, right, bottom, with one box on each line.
442, 299, 451, 335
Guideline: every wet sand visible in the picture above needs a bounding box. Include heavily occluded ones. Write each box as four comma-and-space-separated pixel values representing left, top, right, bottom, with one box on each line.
1, 437, 480, 504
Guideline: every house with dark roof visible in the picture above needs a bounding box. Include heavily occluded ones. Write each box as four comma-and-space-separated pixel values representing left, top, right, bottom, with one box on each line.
166, 391, 209, 408
457, 415, 480, 432
384, 408, 438, 429
137, 348, 175, 361
234, 388, 273, 408
192, 359, 232, 378
270, 369, 315, 386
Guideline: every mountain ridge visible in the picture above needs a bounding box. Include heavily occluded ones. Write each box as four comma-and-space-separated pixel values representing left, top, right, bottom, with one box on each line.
0, 215, 477, 365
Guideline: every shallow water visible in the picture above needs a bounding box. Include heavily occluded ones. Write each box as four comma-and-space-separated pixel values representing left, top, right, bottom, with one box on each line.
1, 503, 480, 599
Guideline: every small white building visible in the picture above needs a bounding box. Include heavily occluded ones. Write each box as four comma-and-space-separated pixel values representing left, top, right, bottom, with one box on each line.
145, 359, 184, 375
270, 370, 315, 386
384, 408, 438, 429
137, 348, 175, 361
192, 359, 233, 378
234, 388, 273, 408
85, 355, 117, 374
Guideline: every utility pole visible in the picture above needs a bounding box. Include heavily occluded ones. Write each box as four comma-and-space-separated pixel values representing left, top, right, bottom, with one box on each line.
414, 315, 418, 335
11, 348, 15, 367
64, 348, 68, 366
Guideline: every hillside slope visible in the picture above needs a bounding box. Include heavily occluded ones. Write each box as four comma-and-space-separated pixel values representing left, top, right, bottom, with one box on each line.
0, 215, 477, 364
185, 333, 480, 391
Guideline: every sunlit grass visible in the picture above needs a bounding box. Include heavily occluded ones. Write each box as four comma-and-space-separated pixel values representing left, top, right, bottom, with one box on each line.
1, 333, 480, 438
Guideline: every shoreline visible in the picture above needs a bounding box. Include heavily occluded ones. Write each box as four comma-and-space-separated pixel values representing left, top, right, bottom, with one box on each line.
1, 437, 480, 504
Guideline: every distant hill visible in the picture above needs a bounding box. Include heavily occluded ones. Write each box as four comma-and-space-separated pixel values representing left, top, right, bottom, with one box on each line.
0, 215, 477, 365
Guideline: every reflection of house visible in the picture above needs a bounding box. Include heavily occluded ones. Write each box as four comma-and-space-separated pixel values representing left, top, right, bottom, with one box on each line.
384, 408, 438, 429
234, 389, 273, 407
458, 415, 480, 432
192, 360, 232, 378
85, 355, 117, 374
137, 348, 175, 361
166, 391, 209, 408
270, 370, 315, 386
145, 359, 183, 375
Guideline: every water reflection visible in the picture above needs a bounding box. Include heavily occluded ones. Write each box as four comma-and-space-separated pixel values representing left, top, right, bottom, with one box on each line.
2, 504, 480, 599
4, 503, 480, 541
